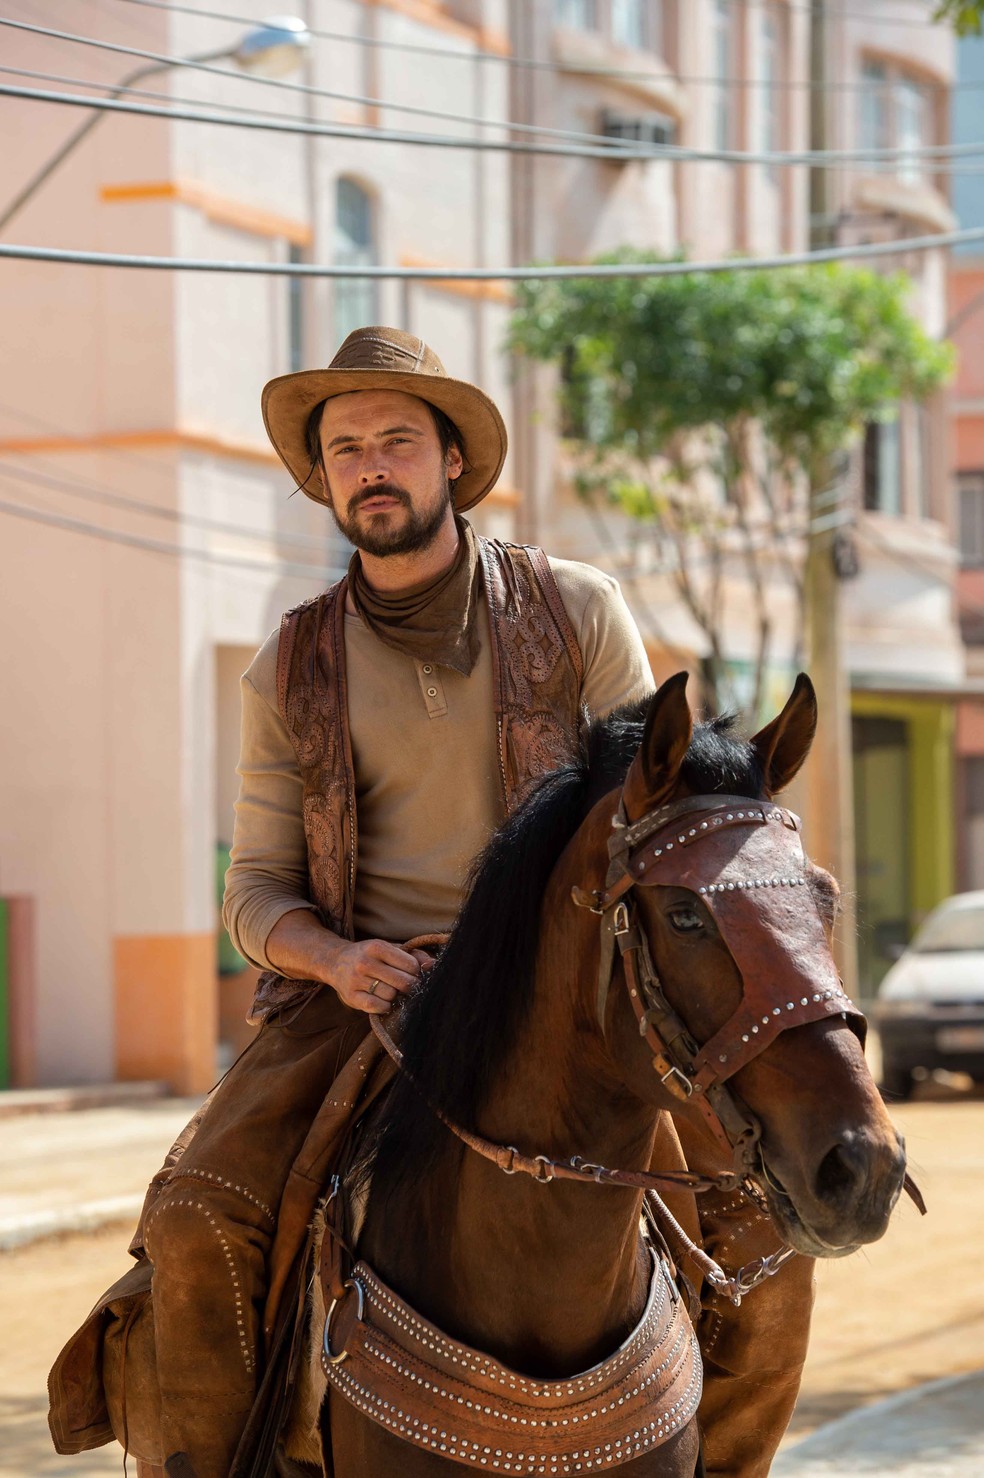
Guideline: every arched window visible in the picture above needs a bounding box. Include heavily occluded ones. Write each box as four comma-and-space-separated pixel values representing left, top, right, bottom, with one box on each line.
335, 178, 377, 342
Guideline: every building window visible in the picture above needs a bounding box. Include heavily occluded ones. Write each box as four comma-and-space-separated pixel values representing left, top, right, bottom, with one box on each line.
897, 77, 928, 185
555, 0, 595, 28
287, 243, 304, 372
959, 472, 984, 566
611, 0, 648, 51
859, 59, 935, 184
760, 7, 781, 173
334, 178, 376, 344
912, 403, 931, 518
863, 419, 902, 515
712, 0, 733, 154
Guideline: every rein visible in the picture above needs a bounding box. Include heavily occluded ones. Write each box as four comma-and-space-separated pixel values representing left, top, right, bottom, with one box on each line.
368, 1013, 788, 1307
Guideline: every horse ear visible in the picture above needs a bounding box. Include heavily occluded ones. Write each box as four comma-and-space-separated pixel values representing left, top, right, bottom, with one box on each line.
750, 672, 818, 795
622, 673, 693, 822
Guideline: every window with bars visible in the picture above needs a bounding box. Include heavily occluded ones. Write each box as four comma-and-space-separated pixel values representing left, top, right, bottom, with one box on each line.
959, 472, 984, 567
334, 178, 377, 345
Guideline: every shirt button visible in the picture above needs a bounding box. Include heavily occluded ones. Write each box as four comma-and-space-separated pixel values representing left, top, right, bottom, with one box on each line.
427, 687, 438, 698
422, 664, 433, 674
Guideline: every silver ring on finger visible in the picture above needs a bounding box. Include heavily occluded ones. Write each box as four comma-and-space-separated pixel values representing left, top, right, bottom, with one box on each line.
368, 978, 382, 997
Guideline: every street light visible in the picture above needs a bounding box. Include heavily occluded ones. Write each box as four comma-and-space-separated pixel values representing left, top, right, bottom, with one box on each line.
0, 17, 310, 235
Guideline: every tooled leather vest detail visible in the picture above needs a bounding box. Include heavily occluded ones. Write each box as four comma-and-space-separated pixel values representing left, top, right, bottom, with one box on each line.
251, 539, 583, 1020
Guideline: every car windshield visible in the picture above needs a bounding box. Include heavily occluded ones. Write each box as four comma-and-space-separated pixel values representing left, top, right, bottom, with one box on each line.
912, 904, 984, 954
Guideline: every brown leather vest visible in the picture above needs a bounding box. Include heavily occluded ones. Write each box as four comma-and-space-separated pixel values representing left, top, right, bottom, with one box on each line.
252, 539, 584, 1017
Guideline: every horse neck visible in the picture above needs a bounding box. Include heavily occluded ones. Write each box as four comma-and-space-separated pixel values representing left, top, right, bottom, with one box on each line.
444, 807, 666, 1367
361, 802, 665, 1375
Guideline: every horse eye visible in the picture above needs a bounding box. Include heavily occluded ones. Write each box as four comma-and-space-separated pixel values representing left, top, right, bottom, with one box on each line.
668, 906, 703, 935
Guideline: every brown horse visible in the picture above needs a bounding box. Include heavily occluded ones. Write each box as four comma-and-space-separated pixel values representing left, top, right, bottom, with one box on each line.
312, 674, 906, 1478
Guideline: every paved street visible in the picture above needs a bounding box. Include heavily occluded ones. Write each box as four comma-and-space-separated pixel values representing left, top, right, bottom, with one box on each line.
1, 1083, 982, 1475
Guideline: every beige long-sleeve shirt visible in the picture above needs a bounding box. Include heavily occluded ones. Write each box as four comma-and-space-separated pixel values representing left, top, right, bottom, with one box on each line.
223, 558, 653, 968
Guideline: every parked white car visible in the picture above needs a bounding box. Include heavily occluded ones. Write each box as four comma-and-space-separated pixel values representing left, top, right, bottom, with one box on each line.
868, 886, 981, 1099
874, 890, 984, 1099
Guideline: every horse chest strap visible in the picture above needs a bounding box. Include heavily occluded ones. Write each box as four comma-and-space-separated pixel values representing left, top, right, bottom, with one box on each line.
321, 1256, 702, 1474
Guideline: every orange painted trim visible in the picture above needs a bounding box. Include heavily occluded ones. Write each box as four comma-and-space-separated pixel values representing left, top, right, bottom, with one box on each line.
114, 933, 217, 1095
399, 254, 513, 304
478, 28, 511, 58
0, 428, 279, 467
5, 897, 38, 1089
100, 180, 312, 246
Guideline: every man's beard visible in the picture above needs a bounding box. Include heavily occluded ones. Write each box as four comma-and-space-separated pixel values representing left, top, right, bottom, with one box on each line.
329, 478, 453, 558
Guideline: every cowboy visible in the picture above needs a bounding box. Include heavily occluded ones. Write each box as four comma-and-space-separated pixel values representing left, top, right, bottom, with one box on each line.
127, 328, 814, 1476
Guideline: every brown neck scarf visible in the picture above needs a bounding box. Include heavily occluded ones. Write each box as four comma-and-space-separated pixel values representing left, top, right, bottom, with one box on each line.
348, 517, 482, 676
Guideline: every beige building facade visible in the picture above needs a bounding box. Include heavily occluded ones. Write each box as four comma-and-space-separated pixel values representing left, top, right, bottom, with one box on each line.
0, 0, 517, 1090
0, 0, 965, 1086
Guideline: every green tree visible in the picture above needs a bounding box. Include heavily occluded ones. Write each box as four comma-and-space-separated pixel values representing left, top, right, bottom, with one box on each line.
508, 252, 952, 713
934, 0, 984, 34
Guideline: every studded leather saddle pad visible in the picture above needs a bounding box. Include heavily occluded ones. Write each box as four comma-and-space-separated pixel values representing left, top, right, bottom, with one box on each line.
321, 1251, 701, 1475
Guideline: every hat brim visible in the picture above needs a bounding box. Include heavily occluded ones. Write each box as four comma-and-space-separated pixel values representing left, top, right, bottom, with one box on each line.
261, 368, 507, 513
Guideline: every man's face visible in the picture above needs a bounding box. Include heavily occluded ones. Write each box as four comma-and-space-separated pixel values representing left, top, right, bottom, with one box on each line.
318, 389, 463, 559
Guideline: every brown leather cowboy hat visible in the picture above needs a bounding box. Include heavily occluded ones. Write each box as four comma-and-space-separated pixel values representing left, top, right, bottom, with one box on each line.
261, 326, 508, 512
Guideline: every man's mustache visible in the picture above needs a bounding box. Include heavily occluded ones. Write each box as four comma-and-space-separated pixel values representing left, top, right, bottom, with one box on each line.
349, 484, 412, 513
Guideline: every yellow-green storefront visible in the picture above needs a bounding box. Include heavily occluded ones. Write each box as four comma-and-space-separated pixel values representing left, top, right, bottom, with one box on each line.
851, 687, 955, 1001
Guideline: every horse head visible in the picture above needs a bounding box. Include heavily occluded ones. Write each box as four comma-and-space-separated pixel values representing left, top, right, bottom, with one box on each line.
581, 672, 907, 1259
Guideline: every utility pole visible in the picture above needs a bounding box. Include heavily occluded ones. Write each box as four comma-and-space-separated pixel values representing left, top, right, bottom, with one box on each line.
805, 0, 859, 999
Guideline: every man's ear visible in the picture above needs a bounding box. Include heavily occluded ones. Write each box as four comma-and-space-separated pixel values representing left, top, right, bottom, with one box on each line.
750, 673, 818, 795
446, 441, 464, 483
622, 673, 693, 822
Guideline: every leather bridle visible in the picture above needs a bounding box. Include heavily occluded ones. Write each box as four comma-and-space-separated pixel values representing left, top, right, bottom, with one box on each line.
572, 790, 865, 1189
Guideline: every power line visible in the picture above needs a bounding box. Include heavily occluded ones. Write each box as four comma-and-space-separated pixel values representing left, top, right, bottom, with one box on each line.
0, 29, 655, 157
5, 75, 984, 168
0, 456, 335, 558
0, 486, 342, 580
7, 62, 982, 179
113, 0, 959, 87
3, 224, 983, 280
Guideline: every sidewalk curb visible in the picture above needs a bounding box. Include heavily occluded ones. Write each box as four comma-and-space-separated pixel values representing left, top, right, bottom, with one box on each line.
773, 1369, 984, 1474
0, 1195, 143, 1251
0, 1082, 169, 1117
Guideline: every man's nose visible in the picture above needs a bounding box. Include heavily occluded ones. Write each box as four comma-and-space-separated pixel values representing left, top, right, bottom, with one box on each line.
358, 453, 389, 484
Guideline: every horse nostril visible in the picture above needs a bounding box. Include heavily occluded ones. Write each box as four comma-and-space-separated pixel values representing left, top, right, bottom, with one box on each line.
815, 1140, 864, 1205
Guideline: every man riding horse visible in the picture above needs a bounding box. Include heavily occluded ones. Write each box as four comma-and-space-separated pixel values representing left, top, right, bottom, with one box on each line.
59, 327, 817, 1476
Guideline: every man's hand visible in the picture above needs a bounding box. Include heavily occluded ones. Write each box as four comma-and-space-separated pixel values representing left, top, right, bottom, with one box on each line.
264, 908, 423, 1015
327, 938, 421, 1015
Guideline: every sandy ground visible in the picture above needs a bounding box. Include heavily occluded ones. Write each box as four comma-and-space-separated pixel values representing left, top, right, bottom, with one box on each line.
2, 1084, 982, 1476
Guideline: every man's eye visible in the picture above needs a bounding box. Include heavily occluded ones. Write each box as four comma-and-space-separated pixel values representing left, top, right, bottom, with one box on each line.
668, 907, 703, 935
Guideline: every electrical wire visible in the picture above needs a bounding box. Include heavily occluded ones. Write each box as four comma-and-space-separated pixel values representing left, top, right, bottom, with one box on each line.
0, 485, 343, 579
8, 62, 984, 181
113, 0, 963, 87
0, 34, 656, 157
3, 223, 982, 279
2, 39, 979, 167
0, 456, 336, 557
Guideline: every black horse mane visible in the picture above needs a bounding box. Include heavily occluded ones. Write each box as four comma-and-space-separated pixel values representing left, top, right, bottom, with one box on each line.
351, 698, 766, 1203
